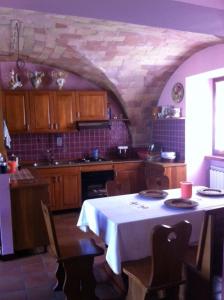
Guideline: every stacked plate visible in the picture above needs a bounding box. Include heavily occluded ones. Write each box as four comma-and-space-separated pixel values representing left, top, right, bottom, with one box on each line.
161, 151, 176, 161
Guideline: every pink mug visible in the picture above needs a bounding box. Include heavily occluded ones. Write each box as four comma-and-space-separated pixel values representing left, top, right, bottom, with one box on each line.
180, 181, 192, 199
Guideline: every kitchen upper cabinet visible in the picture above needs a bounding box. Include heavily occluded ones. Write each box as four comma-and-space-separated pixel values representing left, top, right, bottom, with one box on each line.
2, 90, 108, 133
114, 161, 145, 193
76, 91, 108, 121
33, 167, 81, 211
29, 91, 76, 132
29, 91, 53, 132
54, 91, 76, 131
2, 90, 30, 133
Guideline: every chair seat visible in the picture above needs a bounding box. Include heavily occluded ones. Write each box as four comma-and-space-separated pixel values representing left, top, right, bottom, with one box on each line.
58, 238, 104, 260
123, 256, 152, 288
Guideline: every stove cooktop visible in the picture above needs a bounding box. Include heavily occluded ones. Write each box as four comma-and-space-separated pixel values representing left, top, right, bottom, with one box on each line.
75, 157, 110, 163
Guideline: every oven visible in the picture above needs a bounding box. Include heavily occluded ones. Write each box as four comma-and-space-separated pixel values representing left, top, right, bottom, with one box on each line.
81, 170, 114, 201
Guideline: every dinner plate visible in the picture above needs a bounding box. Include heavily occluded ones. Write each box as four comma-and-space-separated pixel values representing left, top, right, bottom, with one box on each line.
197, 188, 224, 197
139, 189, 168, 199
164, 198, 199, 209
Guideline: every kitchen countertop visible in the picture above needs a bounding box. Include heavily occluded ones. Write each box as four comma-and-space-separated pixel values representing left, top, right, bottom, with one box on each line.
21, 158, 143, 169
20, 158, 185, 169
10, 168, 48, 189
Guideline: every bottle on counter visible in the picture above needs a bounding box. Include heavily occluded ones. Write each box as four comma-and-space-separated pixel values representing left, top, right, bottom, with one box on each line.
7, 154, 17, 174
92, 148, 99, 161
0, 153, 7, 174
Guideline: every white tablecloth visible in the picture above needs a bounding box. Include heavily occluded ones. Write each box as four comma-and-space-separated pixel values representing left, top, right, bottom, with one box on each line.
77, 186, 224, 274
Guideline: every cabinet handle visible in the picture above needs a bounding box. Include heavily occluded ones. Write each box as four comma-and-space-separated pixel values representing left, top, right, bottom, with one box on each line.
26, 124, 30, 131
55, 123, 58, 130
77, 112, 80, 118
58, 176, 62, 183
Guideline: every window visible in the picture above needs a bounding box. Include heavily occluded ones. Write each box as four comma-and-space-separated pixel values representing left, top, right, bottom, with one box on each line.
213, 77, 224, 155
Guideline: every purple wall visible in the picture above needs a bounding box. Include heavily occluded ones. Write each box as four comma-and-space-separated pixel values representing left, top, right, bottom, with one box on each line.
1, 1, 224, 36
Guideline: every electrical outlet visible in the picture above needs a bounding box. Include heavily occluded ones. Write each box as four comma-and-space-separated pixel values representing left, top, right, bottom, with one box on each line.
56, 137, 63, 147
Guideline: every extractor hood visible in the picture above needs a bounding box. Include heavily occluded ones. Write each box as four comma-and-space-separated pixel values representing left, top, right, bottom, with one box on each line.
76, 120, 111, 130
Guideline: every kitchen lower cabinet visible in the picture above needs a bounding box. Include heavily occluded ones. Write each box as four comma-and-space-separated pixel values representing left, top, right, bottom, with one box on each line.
145, 162, 186, 189
33, 167, 81, 211
10, 180, 49, 251
113, 161, 145, 193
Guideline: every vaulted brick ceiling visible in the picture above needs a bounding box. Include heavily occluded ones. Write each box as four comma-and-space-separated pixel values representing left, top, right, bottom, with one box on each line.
0, 7, 223, 145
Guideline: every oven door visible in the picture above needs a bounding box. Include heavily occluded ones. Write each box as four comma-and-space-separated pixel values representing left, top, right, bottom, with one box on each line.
81, 170, 114, 200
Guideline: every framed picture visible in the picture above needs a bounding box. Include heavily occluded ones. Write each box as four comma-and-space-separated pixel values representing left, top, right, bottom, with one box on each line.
172, 82, 184, 103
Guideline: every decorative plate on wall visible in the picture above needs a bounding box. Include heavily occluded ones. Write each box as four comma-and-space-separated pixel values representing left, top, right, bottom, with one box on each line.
172, 82, 184, 103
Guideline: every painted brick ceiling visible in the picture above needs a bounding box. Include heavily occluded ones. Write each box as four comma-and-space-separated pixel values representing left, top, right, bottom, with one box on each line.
0, 7, 223, 145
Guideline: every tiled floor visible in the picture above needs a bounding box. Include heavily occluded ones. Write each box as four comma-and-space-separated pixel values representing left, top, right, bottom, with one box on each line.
0, 212, 125, 300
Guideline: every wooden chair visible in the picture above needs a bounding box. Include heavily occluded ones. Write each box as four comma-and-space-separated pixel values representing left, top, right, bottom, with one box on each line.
106, 179, 131, 196
144, 163, 169, 190
122, 220, 192, 300
41, 200, 104, 300
145, 175, 169, 190
184, 206, 224, 300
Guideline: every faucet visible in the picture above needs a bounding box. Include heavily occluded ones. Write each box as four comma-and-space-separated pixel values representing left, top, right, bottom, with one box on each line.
46, 149, 54, 164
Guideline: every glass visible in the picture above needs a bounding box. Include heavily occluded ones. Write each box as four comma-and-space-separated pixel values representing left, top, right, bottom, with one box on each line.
180, 181, 192, 199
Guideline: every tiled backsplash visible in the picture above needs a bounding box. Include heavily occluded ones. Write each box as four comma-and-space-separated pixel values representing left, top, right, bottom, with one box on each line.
8, 120, 131, 162
7, 117, 185, 162
152, 118, 185, 162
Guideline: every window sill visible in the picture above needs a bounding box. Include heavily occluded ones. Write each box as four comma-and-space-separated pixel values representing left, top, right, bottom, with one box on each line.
205, 155, 224, 162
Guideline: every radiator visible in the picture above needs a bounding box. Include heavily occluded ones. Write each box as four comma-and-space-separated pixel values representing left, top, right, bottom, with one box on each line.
210, 166, 224, 189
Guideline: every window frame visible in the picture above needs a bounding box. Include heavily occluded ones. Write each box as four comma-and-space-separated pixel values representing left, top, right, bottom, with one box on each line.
213, 76, 224, 156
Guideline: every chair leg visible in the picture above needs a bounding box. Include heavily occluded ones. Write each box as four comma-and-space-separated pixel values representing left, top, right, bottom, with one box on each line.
63, 256, 98, 300
54, 261, 65, 291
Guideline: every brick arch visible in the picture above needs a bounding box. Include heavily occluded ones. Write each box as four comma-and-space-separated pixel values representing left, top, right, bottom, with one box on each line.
0, 8, 223, 145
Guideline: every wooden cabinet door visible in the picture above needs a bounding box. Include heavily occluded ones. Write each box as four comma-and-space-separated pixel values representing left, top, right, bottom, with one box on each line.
2, 90, 29, 133
53, 91, 76, 131
33, 168, 62, 211
76, 91, 108, 121
61, 169, 81, 209
29, 91, 53, 132
114, 162, 145, 193
164, 165, 186, 189
10, 184, 49, 251
33, 167, 81, 211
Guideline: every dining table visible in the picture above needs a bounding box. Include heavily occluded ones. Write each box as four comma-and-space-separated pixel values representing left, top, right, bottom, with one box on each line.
77, 186, 224, 275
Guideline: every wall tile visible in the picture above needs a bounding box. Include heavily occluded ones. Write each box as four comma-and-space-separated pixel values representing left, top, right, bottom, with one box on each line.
152, 118, 185, 162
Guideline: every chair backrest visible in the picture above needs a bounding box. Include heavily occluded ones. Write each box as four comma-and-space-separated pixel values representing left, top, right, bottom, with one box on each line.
150, 220, 192, 289
41, 200, 61, 258
106, 179, 131, 196
145, 175, 169, 190
196, 206, 224, 279
144, 163, 169, 190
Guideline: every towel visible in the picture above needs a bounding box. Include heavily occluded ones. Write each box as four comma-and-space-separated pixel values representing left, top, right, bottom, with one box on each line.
3, 120, 11, 149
